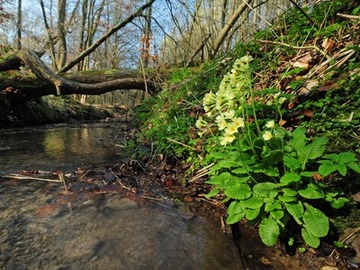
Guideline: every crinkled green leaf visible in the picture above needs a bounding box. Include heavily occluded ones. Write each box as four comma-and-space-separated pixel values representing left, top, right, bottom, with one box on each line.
206, 172, 232, 185
231, 167, 248, 175
301, 226, 320, 248
285, 202, 304, 220
347, 162, 360, 173
298, 184, 324, 199
283, 155, 301, 170
337, 163, 347, 176
298, 136, 328, 167
279, 195, 297, 203
253, 182, 279, 198
227, 200, 246, 215
338, 152, 358, 164
226, 212, 245, 224
270, 209, 284, 220
246, 208, 261, 220
303, 203, 329, 237
319, 163, 337, 177
205, 188, 220, 198
224, 183, 251, 199
280, 172, 301, 184
259, 218, 280, 246
290, 127, 307, 150
242, 195, 264, 209
282, 188, 298, 196
331, 197, 349, 209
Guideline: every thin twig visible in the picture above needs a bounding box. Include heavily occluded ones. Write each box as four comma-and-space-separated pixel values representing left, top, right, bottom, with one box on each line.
189, 163, 214, 182
0, 174, 62, 183
167, 137, 197, 151
58, 172, 68, 192
337, 13, 360, 20
258, 39, 329, 58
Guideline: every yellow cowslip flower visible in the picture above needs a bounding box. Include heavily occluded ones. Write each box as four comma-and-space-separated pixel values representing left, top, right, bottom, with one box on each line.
263, 131, 273, 141
220, 133, 236, 146
232, 117, 245, 128
278, 97, 287, 105
216, 115, 227, 130
203, 92, 215, 106
223, 109, 235, 119
215, 95, 225, 111
225, 122, 238, 135
265, 120, 275, 129
195, 117, 207, 129
204, 105, 213, 113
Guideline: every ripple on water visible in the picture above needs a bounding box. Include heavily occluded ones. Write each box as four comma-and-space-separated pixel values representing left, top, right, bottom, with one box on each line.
0, 182, 244, 270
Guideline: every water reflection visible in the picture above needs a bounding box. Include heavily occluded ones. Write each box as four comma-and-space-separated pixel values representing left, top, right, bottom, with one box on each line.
0, 124, 122, 173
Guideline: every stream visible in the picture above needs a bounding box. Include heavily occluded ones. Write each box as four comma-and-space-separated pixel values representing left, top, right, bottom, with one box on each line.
0, 123, 243, 269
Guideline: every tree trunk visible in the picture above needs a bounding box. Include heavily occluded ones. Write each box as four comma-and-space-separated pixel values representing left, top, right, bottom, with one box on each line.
57, 0, 67, 69
211, 0, 253, 58
0, 49, 158, 99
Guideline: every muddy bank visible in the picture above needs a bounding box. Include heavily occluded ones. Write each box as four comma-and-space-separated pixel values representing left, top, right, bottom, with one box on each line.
0, 95, 114, 128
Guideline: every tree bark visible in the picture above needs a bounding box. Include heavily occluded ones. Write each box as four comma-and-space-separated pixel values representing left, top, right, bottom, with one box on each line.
0, 49, 158, 99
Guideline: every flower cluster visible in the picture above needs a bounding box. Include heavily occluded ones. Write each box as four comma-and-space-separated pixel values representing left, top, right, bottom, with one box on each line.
196, 55, 285, 146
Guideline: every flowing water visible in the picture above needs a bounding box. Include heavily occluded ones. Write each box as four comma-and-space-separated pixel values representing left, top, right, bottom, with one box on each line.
0, 124, 243, 269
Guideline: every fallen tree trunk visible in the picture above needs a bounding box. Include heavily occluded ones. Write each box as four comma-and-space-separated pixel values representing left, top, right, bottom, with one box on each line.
0, 49, 158, 99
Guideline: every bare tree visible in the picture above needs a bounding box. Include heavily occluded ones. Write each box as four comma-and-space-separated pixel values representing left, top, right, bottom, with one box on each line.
16, 0, 21, 50
57, 0, 67, 69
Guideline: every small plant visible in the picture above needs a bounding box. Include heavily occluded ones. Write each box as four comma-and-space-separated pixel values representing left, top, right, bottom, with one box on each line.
196, 56, 360, 248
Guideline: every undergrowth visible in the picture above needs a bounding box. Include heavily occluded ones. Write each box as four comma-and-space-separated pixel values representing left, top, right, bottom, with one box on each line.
135, 0, 360, 250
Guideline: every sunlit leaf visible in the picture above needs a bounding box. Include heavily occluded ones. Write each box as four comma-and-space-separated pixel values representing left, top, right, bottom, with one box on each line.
280, 172, 301, 184
270, 209, 284, 220
242, 195, 264, 209
246, 208, 261, 220
283, 155, 301, 170
318, 164, 337, 177
224, 183, 251, 199
303, 203, 329, 237
336, 164, 347, 176
301, 226, 320, 248
298, 184, 324, 199
347, 162, 360, 173
205, 188, 219, 198
338, 152, 358, 164
259, 218, 280, 246
226, 212, 245, 224
253, 182, 279, 198
285, 202, 304, 220
331, 197, 349, 209
298, 136, 328, 167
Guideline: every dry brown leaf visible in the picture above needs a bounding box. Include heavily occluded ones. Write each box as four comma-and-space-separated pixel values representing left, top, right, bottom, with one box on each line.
292, 61, 309, 69
304, 110, 314, 117
299, 79, 319, 95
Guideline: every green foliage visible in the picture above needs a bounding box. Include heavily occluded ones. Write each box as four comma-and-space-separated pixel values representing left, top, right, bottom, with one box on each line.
135, 63, 221, 158
198, 57, 359, 248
